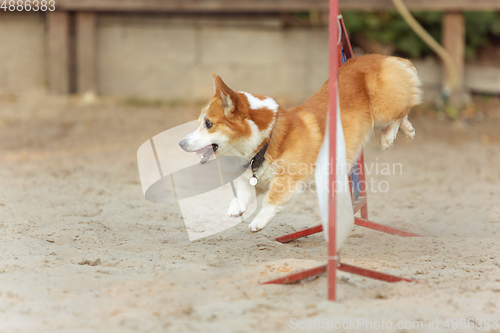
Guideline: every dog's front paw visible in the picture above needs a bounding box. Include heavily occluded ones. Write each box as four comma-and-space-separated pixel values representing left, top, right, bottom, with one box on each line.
227, 197, 246, 217
248, 219, 269, 232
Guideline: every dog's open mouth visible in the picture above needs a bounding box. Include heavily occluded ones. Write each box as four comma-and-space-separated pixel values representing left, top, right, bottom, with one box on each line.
196, 144, 218, 164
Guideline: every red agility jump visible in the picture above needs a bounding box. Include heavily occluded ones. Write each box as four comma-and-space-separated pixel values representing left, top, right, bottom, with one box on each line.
260, 5, 420, 300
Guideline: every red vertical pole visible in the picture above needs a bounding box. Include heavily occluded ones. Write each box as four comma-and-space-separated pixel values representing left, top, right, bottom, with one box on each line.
328, 0, 339, 302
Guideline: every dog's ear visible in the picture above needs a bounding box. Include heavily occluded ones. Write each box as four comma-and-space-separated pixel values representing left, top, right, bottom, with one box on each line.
212, 73, 236, 117
212, 72, 221, 96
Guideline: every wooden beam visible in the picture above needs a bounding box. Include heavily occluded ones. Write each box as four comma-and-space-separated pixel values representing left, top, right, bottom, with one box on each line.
76, 12, 97, 94
442, 12, 465, 106
339, 0, 500, 11
55, 0, 500, 12
56, 0, 329, 12
47, 11, 71, 94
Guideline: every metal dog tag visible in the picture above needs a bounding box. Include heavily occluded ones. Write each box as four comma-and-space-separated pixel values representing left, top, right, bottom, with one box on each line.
249, 176, 258, 186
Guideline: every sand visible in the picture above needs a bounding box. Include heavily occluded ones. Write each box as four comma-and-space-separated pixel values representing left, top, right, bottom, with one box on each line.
0, 92, 499, 332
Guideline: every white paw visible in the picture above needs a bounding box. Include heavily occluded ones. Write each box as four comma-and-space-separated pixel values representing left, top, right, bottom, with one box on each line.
248, 219, 269, 232
227, 197, 246, 218
380, 134, 395, 150
401, 122, 415, 139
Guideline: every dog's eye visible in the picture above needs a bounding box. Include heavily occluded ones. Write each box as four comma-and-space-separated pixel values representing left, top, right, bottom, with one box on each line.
205, 119, 213, 129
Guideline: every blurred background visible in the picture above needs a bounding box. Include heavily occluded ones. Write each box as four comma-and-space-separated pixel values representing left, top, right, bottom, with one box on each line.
1, 2, 500, 331
1, 1, 499, 110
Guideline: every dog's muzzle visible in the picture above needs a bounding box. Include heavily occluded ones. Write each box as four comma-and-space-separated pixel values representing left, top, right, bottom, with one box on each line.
179, 139, 218, 164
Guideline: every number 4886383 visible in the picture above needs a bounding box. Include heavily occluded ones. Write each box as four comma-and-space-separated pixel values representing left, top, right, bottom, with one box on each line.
1, 0, 56, 11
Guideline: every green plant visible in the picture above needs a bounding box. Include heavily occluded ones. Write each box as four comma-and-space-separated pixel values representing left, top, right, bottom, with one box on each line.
464, 12, 500, 58
342, 11, 500, 59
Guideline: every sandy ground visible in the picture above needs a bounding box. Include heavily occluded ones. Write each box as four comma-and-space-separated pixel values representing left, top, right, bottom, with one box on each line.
0, 92, 500, 333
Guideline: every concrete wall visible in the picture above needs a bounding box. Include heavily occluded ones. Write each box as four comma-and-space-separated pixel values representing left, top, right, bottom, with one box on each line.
0, 12, 46, 93
97, 15, 330, 105
0, 12, 498, 105
0, 13, 330, 104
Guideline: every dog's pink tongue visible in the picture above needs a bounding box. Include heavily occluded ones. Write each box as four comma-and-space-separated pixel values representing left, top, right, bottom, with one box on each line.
196, 146, 214, 164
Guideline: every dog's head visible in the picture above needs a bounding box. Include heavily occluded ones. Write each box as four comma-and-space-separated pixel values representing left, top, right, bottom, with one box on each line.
179, 73, 278, 164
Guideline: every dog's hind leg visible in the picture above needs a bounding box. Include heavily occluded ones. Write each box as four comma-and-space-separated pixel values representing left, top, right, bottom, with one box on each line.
400, 115, 415, 139
380, 119, 402, 150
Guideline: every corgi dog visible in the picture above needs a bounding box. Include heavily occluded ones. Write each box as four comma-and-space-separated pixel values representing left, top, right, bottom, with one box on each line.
179, 54, 422, 232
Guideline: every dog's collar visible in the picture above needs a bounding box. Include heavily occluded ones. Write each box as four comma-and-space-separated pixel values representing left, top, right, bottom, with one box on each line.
248, 140, 269, 174
246, 112, 276, 186
245, 136, 271, 186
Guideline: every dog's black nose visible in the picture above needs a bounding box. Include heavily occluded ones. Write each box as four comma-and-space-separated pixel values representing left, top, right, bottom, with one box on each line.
179, 138, 187, 151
